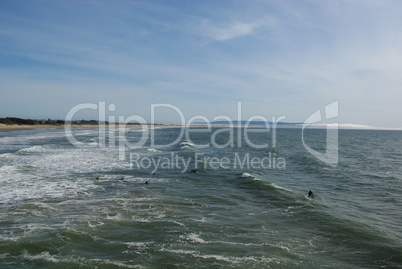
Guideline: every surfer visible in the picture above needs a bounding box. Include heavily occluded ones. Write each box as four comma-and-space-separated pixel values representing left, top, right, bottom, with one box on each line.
190, 169, 198, 173
145, 180, 149, 184
308, 190, 314, 198
96, 177, 102, 180
117, 177, 124, 180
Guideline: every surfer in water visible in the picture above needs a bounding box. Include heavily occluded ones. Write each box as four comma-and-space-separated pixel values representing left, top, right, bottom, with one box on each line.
308, 190, 315, 198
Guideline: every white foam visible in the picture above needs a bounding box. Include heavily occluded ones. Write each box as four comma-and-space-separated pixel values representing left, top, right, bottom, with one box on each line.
275, 244, 290, 252
180, 232, 206, 243
180, 141, 195, 146
22, 224, 56, 236
130, 216, 151, 223
0, 253, 9, 259
17, 145, 50, 153
160, 248, 197, 255
87, 220, 105, 228
213, 240, 265, 247
22, 250, 60, 263
269, 182, 293, 192
161, 248, 276, 264
0, 165, 20, 174
125, 127, 148, 132
0, 132, 64, 144
0, 152, 13, 159
166, 220, 186, 226
147, 148, 162, 153
125, 242, 152, 248
196, 253, 277, 264
0, 232, 19, 242
89, 259, 144, 268
20, 250, 144, 268
188, 217, 206, 223
0, 172, 99, 204
241, 173, 253, 178
198, 254, 238, 263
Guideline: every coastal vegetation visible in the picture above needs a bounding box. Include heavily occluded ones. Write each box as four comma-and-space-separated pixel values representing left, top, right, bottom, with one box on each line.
0, 117, 102, 126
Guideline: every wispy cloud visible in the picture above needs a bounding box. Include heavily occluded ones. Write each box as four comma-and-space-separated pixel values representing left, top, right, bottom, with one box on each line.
201, 20, 262, 41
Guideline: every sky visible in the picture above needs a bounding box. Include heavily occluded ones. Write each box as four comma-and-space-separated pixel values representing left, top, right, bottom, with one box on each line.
0, 0, 401, 128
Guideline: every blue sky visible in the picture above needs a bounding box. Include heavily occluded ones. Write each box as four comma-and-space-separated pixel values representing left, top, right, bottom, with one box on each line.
0, 0, 401, 127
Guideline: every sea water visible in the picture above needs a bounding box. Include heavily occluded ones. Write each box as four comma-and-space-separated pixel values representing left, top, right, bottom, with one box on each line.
0, 127, 401, 268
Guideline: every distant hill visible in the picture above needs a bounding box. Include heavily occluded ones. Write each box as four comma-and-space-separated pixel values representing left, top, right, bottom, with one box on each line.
0, 117, 102, 126
197, 120, 302, 127
0, 117, 40, 125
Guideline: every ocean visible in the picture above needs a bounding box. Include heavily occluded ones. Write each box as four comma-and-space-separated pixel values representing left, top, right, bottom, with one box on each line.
0, 126, 401, 268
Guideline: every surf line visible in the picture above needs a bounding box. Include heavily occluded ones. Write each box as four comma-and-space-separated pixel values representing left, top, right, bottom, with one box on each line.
129, 152, 192, 173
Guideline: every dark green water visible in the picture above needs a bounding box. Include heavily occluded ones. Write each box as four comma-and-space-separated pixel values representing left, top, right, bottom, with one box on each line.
0, 127, 401, 268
